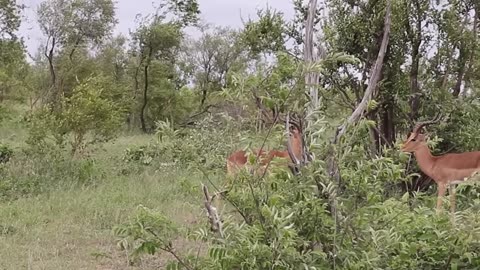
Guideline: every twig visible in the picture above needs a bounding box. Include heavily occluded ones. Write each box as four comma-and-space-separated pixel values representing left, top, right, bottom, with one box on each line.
161, 246, 194, 270
145, 228, 194, 270
179, 105, 215, 127
195, 164, 250, 224
202, 184, 224, 238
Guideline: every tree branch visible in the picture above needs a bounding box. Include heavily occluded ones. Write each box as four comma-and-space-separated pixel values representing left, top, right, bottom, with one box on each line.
202, 184, 224, 238
333, 0, 392, 143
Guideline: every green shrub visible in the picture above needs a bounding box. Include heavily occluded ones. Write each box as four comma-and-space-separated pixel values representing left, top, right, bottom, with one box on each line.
121, 114, 242, 174
0, 143, 13, 164
0, 147, 100, 201
114, 120, 480, 269
26, 75, 126, 156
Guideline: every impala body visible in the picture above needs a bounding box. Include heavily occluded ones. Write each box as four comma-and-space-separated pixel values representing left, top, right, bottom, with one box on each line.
402, 133, 480, 182
401, 116, 480, 213
226, 114, 309, 177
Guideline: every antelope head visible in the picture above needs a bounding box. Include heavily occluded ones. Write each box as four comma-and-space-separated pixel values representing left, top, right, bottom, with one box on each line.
401, 113, 443, 153
283, 112, 313, 174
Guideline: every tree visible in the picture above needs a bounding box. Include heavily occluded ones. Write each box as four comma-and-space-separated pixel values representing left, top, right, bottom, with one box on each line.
129, 0, 200, 132
0, 0, 22, 39
303, 0, 325, 118
27, 75, 126, 156
0, 0, 25, 102
132, 20, 182, 132
36, 0, 117, 103
180, 25, 247, 107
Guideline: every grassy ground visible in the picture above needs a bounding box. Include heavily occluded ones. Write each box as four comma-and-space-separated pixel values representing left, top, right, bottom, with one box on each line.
0, 107, 217, 269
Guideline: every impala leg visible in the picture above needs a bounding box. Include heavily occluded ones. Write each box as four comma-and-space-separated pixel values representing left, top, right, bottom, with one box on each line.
436, 183, 447, 214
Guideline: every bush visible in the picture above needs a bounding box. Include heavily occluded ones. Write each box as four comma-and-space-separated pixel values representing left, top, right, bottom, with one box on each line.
0, 143, 13, 164
26, 75, 126, 156
0, 147, 99, 201
121, 114, 243, 173
114, 119, 480, 269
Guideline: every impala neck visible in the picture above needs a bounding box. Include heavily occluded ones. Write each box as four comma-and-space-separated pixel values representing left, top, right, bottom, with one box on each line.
412, 144, 436, 175
289, 133, 304, 162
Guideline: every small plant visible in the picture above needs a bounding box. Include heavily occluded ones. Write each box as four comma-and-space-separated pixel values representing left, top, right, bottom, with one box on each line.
122, 145, 157, 165
0, 143, 13, 164
113, 205, 194, 268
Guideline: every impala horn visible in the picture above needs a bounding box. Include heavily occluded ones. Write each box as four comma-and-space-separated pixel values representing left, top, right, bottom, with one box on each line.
412, 112, 443, 134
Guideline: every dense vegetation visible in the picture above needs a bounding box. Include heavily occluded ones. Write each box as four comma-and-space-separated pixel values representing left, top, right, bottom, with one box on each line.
1, 0, 480, 268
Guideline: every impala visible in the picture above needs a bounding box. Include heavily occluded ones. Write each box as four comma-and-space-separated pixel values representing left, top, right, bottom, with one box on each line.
401, 114, 480, 214
226, 113, 311, 177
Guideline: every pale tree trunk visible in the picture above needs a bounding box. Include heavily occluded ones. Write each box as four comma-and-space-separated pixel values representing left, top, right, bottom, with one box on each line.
332, 0, 392, 143
327, 0, 392, 264
326, 0, 392, 246
304, 0, 323, 117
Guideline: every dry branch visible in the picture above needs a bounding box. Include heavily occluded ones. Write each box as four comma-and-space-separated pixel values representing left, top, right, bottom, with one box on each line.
326, 0, 392, 236
202, 184, 224, 238
332, 0, 392, 144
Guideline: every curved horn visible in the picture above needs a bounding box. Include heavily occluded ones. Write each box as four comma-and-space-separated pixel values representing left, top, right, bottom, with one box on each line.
412, 112, 443, 134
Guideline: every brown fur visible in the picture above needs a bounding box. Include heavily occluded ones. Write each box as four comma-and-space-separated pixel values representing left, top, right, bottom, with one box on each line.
401, 132, 480, 214
226, 129, 304, 176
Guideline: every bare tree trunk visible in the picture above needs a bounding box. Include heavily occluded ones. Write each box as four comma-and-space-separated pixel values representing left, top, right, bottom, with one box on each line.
328, 0, 392, 190
44, 36, 58, 108
45, 37, 56, 87
140, 43, 154, 133
202, 184, 224, 237
382, 98, 395, 144
304, 0, 322, 116
140, 63, 149, 133
451, 13, 471, 97
129, 58, 143, 130
332, 0, 392, 143
409, 35, 421, 120
200, 64, 213, 108
463, 7, 478, 96
452, 44, 467, 98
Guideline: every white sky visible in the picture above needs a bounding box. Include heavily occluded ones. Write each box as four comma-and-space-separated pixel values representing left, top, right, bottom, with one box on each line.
18, 0, 295, 56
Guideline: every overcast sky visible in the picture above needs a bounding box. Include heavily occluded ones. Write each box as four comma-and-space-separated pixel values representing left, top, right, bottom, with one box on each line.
18, 0, 295, 56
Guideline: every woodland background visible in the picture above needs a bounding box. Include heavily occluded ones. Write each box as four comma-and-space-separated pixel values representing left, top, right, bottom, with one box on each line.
1, 0, 480, 269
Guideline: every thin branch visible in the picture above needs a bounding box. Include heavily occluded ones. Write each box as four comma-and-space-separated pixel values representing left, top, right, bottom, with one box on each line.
179, 105, 216, 127
202, 184, 224, 238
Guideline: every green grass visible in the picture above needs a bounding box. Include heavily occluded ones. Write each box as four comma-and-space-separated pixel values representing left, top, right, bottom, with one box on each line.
0, 112, 216, 269
0, 102, 29, 148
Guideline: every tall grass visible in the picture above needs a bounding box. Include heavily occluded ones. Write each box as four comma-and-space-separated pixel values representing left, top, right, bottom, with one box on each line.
0, 120, 215, 269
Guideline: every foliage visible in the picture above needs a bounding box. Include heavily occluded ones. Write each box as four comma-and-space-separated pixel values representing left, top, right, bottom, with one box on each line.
129, 9, 196, 132
0, 0, 22, 39
241, 7, 288, 57
115, 126, 480, 268
114, 205, 180, 265
37, 0, 117, 48
122, 114, 241, 172
26, 75, 125, 155
0, 146, 99, 201
112, 1, 480, 264
0, 0, 26, 102
0, 143, 13, 163
3, 0, 480, 268
179, 25, 248, 106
